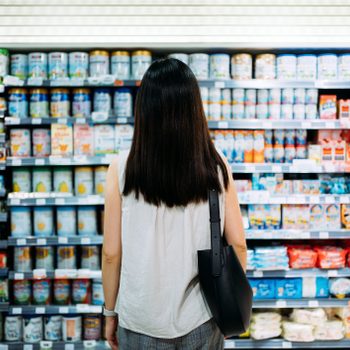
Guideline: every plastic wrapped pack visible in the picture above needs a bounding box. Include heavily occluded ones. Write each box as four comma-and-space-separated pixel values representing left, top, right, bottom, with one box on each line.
329, 278, 350, 298
247, 249, 255, 270
315, 246, 346, 269
314, 320, 345, 340
250, 312, 282, 340
287, 246, 317, 269
282, 321, 315, 342
254, 246, 289, 270
290, 308, 327, 326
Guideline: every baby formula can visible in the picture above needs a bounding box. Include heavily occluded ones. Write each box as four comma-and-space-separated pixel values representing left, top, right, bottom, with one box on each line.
5, 316, 22, 341
305, 89, 318, 104
233, 89, 245, 105
208, 102, 221, 120
75, 166, 93, 196
93, 88, 111, 113
256, 104, 268, 119
253, 130, 265, 163
232, 103, 245, 119
294, 88, 306, 104
255, 54, 276, 79
72, 279, 91, 304
0, 96, 5, 110
14, 247, 32, 272
338, 54, 350, 80
244, 105, 256, 119
12, 168, 31, 192
264, 145, 274, 163
92, 280, 104, 305
276, 54, 297, 79
285, 130, 296, 146
57, 246, 76, 269
203, 101, 209, 117
54, 279, 71, 305
28, 52, 47, 79
53, 167, 73, 193
210, 54, 230, 80
111, 51, 130, 79
209, 88, 222, 103
34, 207, 54, 237
0, 48, 9, 76
23, 316, 43, 343
84, 315, 101, 340
245, 89, 256, 105
269, 104, 280, 119
32, 167, 51, 192
114, 88, 132, 117
200, 87, 209, 103
306, 104, 318, 119
8, 88, 28, 118
72, 88, 91, 117
57, 206, 76, 237
10, 128, 31, 157
45, 315, 62, 341
168, 53, 189, 65
274, 130, 285, 145
32, 128, 51, 157
281, 104, 293, 119
222, 103, 232, 120
81, 246, 100, 270
13, 280, 31, 305
11, 207, 31, 237
50, 88, 70, 117
94, 166, 107, 195
48, 52, 68, 80
231, 53, 252, 80
32, 279, 51, 305
62, 316, 82, 341
221, 88, 231, 103
297, 54, 317, 80
30, 88, 49, 118
281, 88, 294, 104
234, 131, 245, 163
11, 54, 28, 80
89, 50, 109, 77
273, 144, 285, 163
69, 52, 89, 79
189, 53, 209, 80
257, 89, 269, 104
264, 129, 274, 145
78, 206, 97, 236
36, 246, 54, 270
296, 145, 307, 159
296, 129, 307, 146
317, 53, 338, 80
293, 104, 305, 120
131, 50, 152, 80
285, 145, 296, 163
268, 89, 281, 104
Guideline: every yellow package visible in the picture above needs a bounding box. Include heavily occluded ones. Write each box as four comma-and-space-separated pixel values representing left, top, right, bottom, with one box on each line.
51, 124, 73, 156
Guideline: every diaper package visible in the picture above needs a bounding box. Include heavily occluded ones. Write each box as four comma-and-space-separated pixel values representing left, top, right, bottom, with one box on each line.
250, 312, 282, 340
276, 278, 302, 299
249, 279, 276, 299
290, 308, 328, 326
282, 321, 315, 342
314, 320, 345, 340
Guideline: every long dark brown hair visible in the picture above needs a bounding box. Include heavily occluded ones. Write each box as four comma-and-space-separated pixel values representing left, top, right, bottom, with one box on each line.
123, 58, 229, 207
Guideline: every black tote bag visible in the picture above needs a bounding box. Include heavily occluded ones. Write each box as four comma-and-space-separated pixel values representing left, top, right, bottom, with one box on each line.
197, 189, 253, 337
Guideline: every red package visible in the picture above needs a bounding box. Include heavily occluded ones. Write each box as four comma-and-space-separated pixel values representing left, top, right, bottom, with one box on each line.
287, 246, 318, 269
315, 246, 347, 269
0, 252, 6, 268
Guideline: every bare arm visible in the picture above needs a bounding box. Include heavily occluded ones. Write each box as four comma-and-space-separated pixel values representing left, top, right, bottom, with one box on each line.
222, 159, 247, 271
102, 158, 122, 312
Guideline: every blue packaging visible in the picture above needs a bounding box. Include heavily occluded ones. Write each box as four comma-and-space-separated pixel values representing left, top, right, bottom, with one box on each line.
276, 278, 302, 299
284, 130, 295, 146
249, 279, 276, 299
273, 130, 285, 146
296, 129, 307, 146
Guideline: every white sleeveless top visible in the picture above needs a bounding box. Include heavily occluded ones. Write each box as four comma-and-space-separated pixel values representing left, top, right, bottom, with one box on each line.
115, 150, 225, 338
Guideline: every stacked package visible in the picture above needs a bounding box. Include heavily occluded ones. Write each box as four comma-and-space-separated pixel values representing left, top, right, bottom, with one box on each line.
250, 312, 282, 340
247, 249, 255, 270
254, 246, 289, 270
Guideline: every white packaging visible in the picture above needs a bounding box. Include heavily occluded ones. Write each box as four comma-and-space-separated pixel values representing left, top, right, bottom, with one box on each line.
293, 104, 306, 119
297, 54, 317, 80
209, 54, 230, 80
115, 124, 134, 152
209, 88, 221, 103
114, 88, 132, 117
74, 166, 93, 196
32, 128, 51, 157
338, 54, 350, 80
34, 207, 54, 237
232, 104, 245, 119
168, 53, 189, 65
10, 128, 31, 157
28, 52, 47, 79
11, 207, 32, 237
93, 89, 111, 113
306, 104, 318, 119
256, 103, 269, 119
305, 89, 318, 104
200, 87, 209, 103
78, 206, 97, 236
69, 52, 89, 79
11, 54, 28, 80
89, 51, 109, 77
255, 54, 276, 79
48, 52, 68, 80
57, 206, 76, 237
221, 103, 232, 120
53, 167, 73, 193
281, 88, 294, 104
232, 89, 245, 104
13, 168, 31, 192
282, 321, 315, 342
94, 166, 108, 195
245, 89, 257, 105
268, 89, 281, 104
277, 54, 297, 79
32, 167, 52, 192
111, 52, 130, 79
94, 125, 115, 154
5, 316, 22, 341
62, 316, 82, 342
314, 320, 345, 340
131, 51, 152, 80
208, 103, 221, 120
221, 89, 231, 103
294, 88, 306, 104
269, 104, 280, 119
44, 315, 62, 341
189, 53, 209, 80
231, 53, 252, 80
281, 104, 294, 119
318, 54, 338, 80
244, 104, 256, 119
257, 89, 269, 104
290, 308, 327, 325
23, 316, 43, 343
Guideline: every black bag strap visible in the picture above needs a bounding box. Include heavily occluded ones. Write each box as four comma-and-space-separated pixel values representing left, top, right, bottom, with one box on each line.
208, 189, 223, 277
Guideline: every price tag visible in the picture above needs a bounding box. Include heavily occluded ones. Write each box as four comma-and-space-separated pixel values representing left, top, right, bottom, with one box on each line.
0, 344, 9, 350
91, 111, 108, 122
310, 196, 319, 204
35, 158, 45, 165
11, 198, 21, 205
33, 269, 47, 279
32, 118, 42, 125
23, 345, 33, 350
308, 300, 319, 307
37, 238, 47, 246
135, 80, 142, 86
253, 271, 263, 278
83, 340, 96, 348
328, 270, 338, 277
57, 118, 67, 124
276, 300, 287, 307
319, 231, 329, 239
35, 307, 46, 314
89, 305, 102, 313
224, 340, 235, 348
6, 117, 20, 125
73, 155, 87, 163
87, 77, 103, 85
272, 165, 281, 172
55, 198, 65, 205
50, 78, 70, 86
14, 273, 24, 280
218, 121, 228, 129
40, 341, 53, 349
81, 237, 91, 245
12, 307, 22, 314
282, 341, 292, 349
342, 196, 350, 204
55, 269, 77, 279
27, 77, 43, 86
76, 304, 90, 313
301, 232, 311, 239
12, 158, 22, 166
214, 81, 225, 88
4, 75, 24, 86
78, 269, 91, 278
117, 117, 127, 124
325, 121, 335, 129
17, 238, 27, 246
264, 121, 272, 128
325, 196, 335, 204
114, 80, 124, 86
65, 344, 75, 350
76, 118, 86, 124
58, 237, 68, 244
36, 198, 46, 205
69, 78, 84, 86
302, 121, 312, 129
59, 306, 69, 314
244, 165, 255, 173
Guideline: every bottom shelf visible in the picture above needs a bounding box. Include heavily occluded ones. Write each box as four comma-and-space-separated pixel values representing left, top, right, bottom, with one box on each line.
0, 341, 107, 349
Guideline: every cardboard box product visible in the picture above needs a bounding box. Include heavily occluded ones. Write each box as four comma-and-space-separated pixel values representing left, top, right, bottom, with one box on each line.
74, 124, 94, 156
51, 124, 73, 156
338, 99, 350, 120
319, 95, 337, 119
94, 125, 115, 155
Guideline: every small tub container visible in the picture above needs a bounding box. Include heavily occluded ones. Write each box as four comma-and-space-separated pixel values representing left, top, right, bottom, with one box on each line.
11, 54, 28, 80
48, 52, 68, 80
35, 246, 54, 270
10, 128, 31, 157
32, 279, 51, 305
93, 89, 111, 114
209, 54, 230, 80
317, 53, 338, 80
32, 128, 51, 157
269, 104, 280, 119
189, 53, 209, 80
293, 104, 306, 120
11, 207, 32, 237
231, 53, 252, 80
72, 88, 91, 117
276, 54, 297, 80
69, 52, 89, 79
232, 104, 245, 119
28, 52, 47, 79
83, 315, 101, 341
13, 280, 31, 305
256, 104, 269, 119
305, 89, 318, 104
131, 50, 152, 80
78, 206, 97, 236
255, 54, 276, 79
33, 207, 54, 237
89, 50, 109, 77
8, 88, 28, 118
281, 88, 294, 104
81, 246, 100, 270
294, 88, 306, 104
297, 54, 317, 80
245, 89, 257, 105
32, 167, 52, 192
306, 104, 318, 119
338, 54, 350, 80
244, 105, 256, 119
114, 88, 132, 117
268, 89, 281, 105
30, 88, 49, 118
57, 207, 76, 237
257, 89, 269, 104
5, 316, 22, 341
94, 166, 107, 195
111, 51, 130, 79
50, 88, 70, 117
75, 166, 93, 196
12, 168, 31, 192
62, 316, 82, 342
53, 167, 73, 193
281, 104, 294, 119
14, 247, 32, 272
57, 246, 76, 269
44, 315, 62, 341
23, 316, 43, 343
168, 53, 189, 65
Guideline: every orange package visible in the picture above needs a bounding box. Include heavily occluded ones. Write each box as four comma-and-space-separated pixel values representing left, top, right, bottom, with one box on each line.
315, 246, 347, 269
287, 246, 318, 269
253, 130, 265, 163
244, 131, 253, 163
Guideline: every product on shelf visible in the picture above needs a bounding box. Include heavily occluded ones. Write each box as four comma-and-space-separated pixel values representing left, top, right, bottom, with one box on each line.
69, 52, 89, 79
89, 50, 109, 78
231, 53, 252, 80
111, 51, 131, 79
319, 95, 337, 119
0, 48, 9, 76
8, 88, 28, 118
0, 278, 9, 302
33, 207, 54, 237
317, 53, 338, 80
28, 52, 47, 79
277, 54, 297, 80
282, 321, 315, 342
288, 246, 317, 269
131, 50, 152, 80
250, 312, 282, 340
255, 54, 276, 79
189, 53, 209, 80
48, 52, 68, 80
168, 53, 189, 65
209, 53, 230, 80
51, 124, 73, 156
329, 278, 350, 298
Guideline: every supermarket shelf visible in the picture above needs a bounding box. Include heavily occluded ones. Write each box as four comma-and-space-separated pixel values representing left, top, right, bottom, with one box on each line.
224, 339, 350, 349
7, 155, 114, 166
208, 119, 349, 130
238, 192, 350, 205
0, 341, 109, 350
0, 240, 7, 248
8, 304, 102, 315
247, 268, 350, 278
7, 235, 103, 246
252, 298, 350, 308
7, 193, 104, 206
0, 268, 8, 277
0, 303, 9, 311
5, 116, 134, 126
246, 229, 350, 240
9, 269, 101, 280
